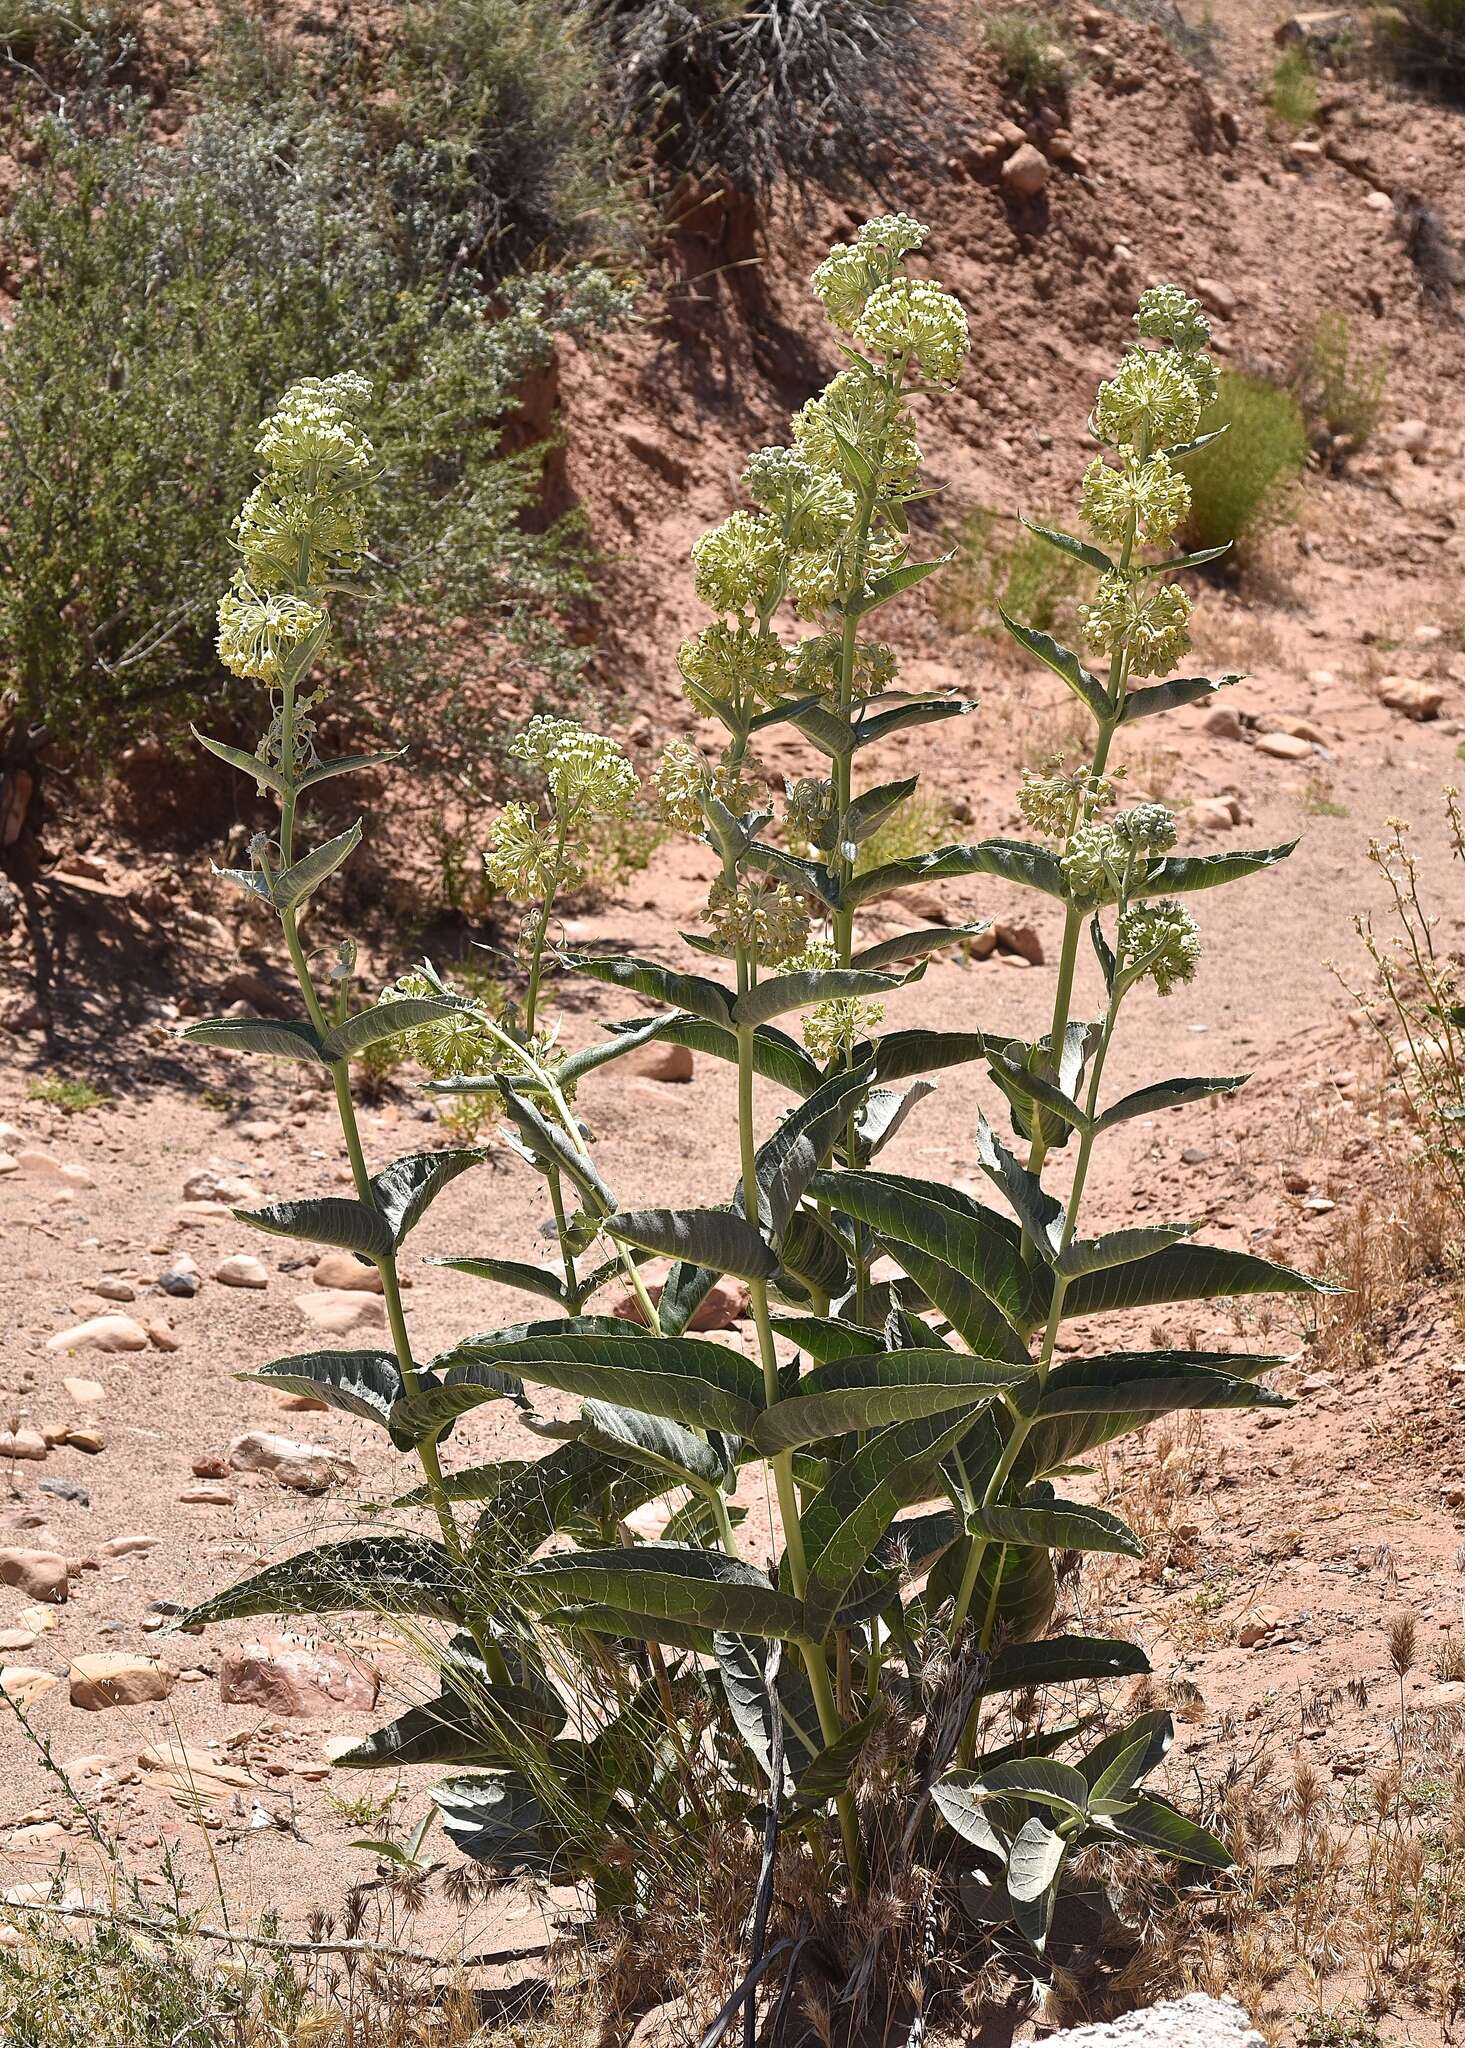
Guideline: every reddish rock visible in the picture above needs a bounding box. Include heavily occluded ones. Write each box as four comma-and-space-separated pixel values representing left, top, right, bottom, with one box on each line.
69, 1654, 174, 1709
0, 1549, 67, 1603
219, 1635, 379, 1717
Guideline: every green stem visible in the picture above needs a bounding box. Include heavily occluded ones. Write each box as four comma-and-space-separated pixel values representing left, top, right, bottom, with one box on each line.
547, 1167, 582, 1314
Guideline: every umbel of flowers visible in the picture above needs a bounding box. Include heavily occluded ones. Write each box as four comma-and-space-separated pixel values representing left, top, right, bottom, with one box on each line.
181, 227, 1318, 2009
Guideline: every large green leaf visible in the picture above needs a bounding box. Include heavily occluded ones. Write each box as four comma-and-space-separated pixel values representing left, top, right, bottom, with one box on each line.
850, 926, 988, 972
453, 1329, 763, 1437
984, 1635, 1150, 1694
1092, 1074, 1247, 1133
180, 1537, 463, 1629
850, 1081, 936, 1164
975, 1115, 1065, 1259
753, 1349, 1021, 1456
999, 614, 1112, 721
518, 1545, 808, 1643
191, 727, 289, 795
1134, 843, 1297, 900
1103, 1795, 1232, 1869
496, 1083, 615, 1216
1119, 674, 1241, 723
336, 1687, 554, 1771
432, 1775, 555, 1872
237, 1195, 391, 1261
1020, 520, 1113, 575
1059, 1241, 1330, 1318
390, 1362, 527, 1445
715, 1633, 782, 1785
1008, 1813, 1068, 1951
750, 1062, 873, 1236
811, 1169, 1041, 1339
733, 967, 918, 1028
567, 954, 734, 1027
271, 822, 363, 915
240, 1350, 410, 1448
842, 843, 998, 912
430, 1256, 570, 1308
792, 695, 973, 758
578, 1013, 821, 1098
879, 1237, 1030, 1362
576, 1400, 729, 1492
321, 998, 473, 1063
606, 1206, 777, 1282
1055, 1223, 1195, 1280
920, 837, 1065, 900
1080, 1709, 1173, 1802
857, 1029, 990, 1084
801, 1410, 977, 1641
296, 747, 405, 790
1015, 1354, 1288, 1477
843, 775, 920, 844
767, 1314, 883, 1364
968, 1491, 1142, 1557
182, 1017, 325, 1063
371, 1148, 486, 1248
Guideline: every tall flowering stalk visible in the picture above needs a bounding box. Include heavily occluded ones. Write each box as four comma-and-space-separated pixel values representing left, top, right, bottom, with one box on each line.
182, 236, 1322, 2008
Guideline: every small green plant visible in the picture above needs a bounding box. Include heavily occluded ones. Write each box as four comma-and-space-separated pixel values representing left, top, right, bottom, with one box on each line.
1339, 795, 1465, 1211
1291, 309, 1389, 464
983, 8, 1074, 100
1298, 2010, 1385, 2048
180, 251, 1318, 2031
1269, 44, 1319, 128
942, 506, 1093, 640
1180, 369, 1310, 560
851, 790, 955, 874
26, 1071, 111, 1113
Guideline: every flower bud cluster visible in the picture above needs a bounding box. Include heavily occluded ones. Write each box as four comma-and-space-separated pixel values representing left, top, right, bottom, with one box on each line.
678, 622, 789, 708
216, 586, 324, 687
654, 741, 761, 834
811, 213, 930, 331
510, 715, 638, 820
1117, 898, 1202, 995
691, 512, 784, 617
1081, 449, 1191, 550
853, 278, 970, 386
789, 940, 884, 1063
1017, 764, 1116, 841
1094, 349, 1203, 453
793, 631, 899, 704
792, 373, 922, 498
705, 876, 810, 965
483, 799, 560, 904
1081, 576, 1192, 677
377, 968, 498, 1079
785, 776, 837, 846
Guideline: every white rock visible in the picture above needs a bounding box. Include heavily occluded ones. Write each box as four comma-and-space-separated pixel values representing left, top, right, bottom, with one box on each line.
1255, 730, 1314, 761
45, 1315, 148, 1354
311, 1250, 384, 1294
1041, 1992, 1263, 2047
0, 1668, 58, 1709
16, 1151, 93, 1187
1378, 675, 1444, 720
227, 1429, 358, 1495
69, 1654, 174, 1710
295, 1289, 387, 1336
93, 1277, 135, 1302
214, 1254, 268, 1290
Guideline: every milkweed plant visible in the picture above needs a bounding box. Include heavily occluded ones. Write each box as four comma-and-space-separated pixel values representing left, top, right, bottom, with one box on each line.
182, 227, 1321, 2017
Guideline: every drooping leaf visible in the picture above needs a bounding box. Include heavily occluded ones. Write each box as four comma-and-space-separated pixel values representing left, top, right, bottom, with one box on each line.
606, 1206, 777, 1282
236, 1195, 391, 1261
987, 1040, 1091, 1138
1059, 1241, 1330, 1319
968, 1492, 1142, 1558
182, 1018, 325, 1063
753, 1349, 1021, 1456
858, 1028, 990, 1084
429, 1257, 569, 1308
565, 955, 735, 1029
850, 926, 988, 972
371, 1148, 486, 1249
750, 1062, 874, 1237
321, 998, 473, 1063
794, 1710, 880, 1805
240, 1350, 410, 1448
1092, 1074, 1248, 1133
1119, 673, 1242, 722
801, 1409, 978, 1641
999, 613, 1112, 721
1015, 1354, 1289, 1478
432, 1775, 555, 1872
180, 1537, 463, 1629
767, 1314, 884, 1364
1055, 1223, 1195, 1280
1020, 521, 1112, 576
576, 1400, 729, 1492
916, 837, 1065, 901
776, 1206, 854, 1304
984, 1635, 1151, 1693
1007, 1813, 1067, 1951
1080, 1710, 1173, 1802
389, 1361, 528, 1446
576, 1013, 821, 1098
842, 844, 999, 912
518, 1545, 808, 1643
496, 1082, 615, 1217
878, 1237, 1030, 1362
450, 1329, 764, 1437
715, 1632, 783, 1785
975, 1115, 1065, 1259
733, 966, 919, 1029
848, 1080, 936, 1164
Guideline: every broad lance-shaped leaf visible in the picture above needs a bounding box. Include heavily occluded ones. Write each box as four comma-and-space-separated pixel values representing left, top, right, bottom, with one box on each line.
191, 727, 289, 795
885, 837, 1064, 901
767, 1314, 883, 1364
1055, 1222, 1195, 1280
1092, 1074, 1247, 1133
559, 1012, 821, 1099
433, 1776, 555, 1873
575, 1400, 729, 1492
968, 1492, 1142, 1558
715, 1634, 783, 1786
606, 1205, 777, 1282
1133, 842, 1297, 900
984, 1635, 1150, 1693
792, 694, 973, 759
810, 1168, 1042, 1339
182, 1017, 325, 1063
321, 997, 473, 1062
432, 1328, 764, 1438
987, 1039, 1091, 1139
1021, 519, 1113, 575
566, 953, 734, 1029
801, 1408, 978, 1642
1119, 674, 1241, 722
270, 821, 363, 915
517, 1545, 809, 1644
371, 1148, 486, 1247
336, 1636, 563, 1771
842, 774, 919, 845
179, 1537, 464, 1629
1000, 613, 1112, 721
856, 1028, 990, 1084
845, 842, 1028, 912
1007, 1813, 1068, 1952
754, 1349, 1028, 1456
879, 1234, 1031, 1362
240, 1350, 412, 1448
296, 747, 403, 790
496, 1081, 615, 1217
390, 1362, 527, 1445
975, 1115, 1065, 1260
1011, 1354, 1289, 1480
1099, 1795, 1232, 1869
429, 1256, 571, 1308
732, 964, 921, 1029
1058, 1239, 1330, 1319
1080, 1709, 1173, 1805
850, 925, 989, 972
747, 1061, 873, 1236
238, 1194, 391, 1261
849, 1080, 935, 1165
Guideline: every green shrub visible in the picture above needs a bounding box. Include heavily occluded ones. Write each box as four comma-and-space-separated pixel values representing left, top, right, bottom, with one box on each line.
1290, 309, 1388, 462
0, 111, 630, 793
983, 8, 1073, 100
1180, 370, 1309, 558
590, 0, 936, 195
1268, 44, 1318, 127
940, 507, 1092, 638
0, 0, 141, 86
